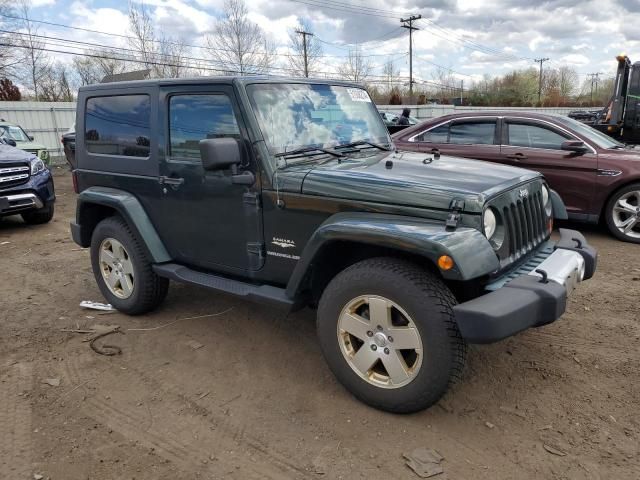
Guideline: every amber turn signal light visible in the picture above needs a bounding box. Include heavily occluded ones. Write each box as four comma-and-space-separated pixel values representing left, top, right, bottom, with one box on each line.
438, 255, 454, 271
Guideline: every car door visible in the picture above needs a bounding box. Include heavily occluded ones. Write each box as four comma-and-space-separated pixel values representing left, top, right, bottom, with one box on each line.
500, 119, 597, 216
157, 85, 262, 273
406, 118, 502, 162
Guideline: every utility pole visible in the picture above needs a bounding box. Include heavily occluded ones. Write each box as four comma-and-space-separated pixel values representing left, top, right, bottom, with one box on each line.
401, 14, 421, 102
534, 58, 549, 104
296, 30, 314, 78
587, 72, 601, 103
460, 79, 464, 105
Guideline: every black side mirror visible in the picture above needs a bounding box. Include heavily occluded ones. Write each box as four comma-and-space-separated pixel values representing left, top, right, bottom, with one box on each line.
27, 135, 34, 141
1, 137, 17, 147
561, 140, 588, 154
199, 137, 243, 171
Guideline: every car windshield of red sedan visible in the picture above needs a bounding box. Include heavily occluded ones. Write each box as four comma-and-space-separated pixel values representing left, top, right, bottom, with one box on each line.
554, 115, 625, 150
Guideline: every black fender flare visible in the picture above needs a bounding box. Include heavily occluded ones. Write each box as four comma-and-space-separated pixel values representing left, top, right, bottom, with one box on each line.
72, 187, 171, 263
285, 212, 499, 298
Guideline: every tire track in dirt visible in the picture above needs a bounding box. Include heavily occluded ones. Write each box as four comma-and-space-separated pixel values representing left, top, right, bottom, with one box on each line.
62, 345, 314, 479
0, 361, 33, 479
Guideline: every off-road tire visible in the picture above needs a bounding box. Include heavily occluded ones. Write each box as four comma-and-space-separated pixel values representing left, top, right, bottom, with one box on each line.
604, 183, 640, 243
21, 203, 54, 225
317, 257, 466, 413
90, 215, 169, 315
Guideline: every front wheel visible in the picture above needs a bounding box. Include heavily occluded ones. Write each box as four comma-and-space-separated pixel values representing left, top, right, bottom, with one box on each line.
21, 202, 54, 225
317, 257, 466, 413
605, 184, 640, 243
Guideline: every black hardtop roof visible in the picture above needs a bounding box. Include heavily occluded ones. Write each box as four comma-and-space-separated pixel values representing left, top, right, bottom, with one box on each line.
78, 76, 364, 93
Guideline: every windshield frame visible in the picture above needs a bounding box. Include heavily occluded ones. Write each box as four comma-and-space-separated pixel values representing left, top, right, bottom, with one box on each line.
552, 115, 625, 150
246, 82, 392, 158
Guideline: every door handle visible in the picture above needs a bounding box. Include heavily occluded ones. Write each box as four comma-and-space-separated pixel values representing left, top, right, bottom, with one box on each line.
505, 153, 528, 161
430, 148, 441, 159
158, 176, 184, 189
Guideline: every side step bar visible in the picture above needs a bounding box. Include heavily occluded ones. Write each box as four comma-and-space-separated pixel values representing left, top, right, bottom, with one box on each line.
153, 263, 295, 310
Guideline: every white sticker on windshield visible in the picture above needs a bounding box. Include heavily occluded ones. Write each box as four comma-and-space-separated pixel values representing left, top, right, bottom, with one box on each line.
346, 88, 372, 102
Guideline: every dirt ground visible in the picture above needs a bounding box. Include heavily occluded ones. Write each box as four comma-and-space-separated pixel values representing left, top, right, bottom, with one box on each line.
1, 169, 638, 480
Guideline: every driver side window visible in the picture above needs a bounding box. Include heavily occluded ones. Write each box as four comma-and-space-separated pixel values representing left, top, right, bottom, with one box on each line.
168, 94, 240, 161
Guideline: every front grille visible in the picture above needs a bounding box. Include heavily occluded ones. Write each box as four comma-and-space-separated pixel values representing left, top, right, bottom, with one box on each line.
503, 190, 547, 258
489, 181, 549, 267
0, 163, 30, 188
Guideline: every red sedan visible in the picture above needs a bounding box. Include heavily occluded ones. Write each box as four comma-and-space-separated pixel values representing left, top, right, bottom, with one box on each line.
393, 112, 640, 243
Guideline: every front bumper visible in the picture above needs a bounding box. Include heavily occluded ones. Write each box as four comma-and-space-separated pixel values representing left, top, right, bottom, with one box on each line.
453, 228, 597, 344
0, 170, 54, 216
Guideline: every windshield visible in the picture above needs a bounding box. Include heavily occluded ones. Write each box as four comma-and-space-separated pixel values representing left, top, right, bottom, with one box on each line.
0, 125, 30, 142
553, 115, 625, 149
247, 83, 390, 155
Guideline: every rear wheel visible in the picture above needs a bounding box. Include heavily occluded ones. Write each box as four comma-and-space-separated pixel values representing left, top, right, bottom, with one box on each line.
317, 257, 466, 413
90, 216, 169, 315
21, 202, 54, 225
605, 183, 640, 243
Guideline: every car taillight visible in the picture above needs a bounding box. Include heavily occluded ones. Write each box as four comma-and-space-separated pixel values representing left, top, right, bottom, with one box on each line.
72, 170, 78, 193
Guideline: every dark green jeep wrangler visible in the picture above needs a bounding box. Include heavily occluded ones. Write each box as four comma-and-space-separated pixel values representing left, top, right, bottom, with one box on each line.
71, 78, 597, 413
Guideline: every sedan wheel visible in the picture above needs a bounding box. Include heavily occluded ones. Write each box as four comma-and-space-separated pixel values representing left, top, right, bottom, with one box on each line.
606, 185, 640, 243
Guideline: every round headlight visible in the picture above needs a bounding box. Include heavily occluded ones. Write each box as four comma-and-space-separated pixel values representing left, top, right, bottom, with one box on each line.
483, 207, 497, 239
542, 185, 552, 217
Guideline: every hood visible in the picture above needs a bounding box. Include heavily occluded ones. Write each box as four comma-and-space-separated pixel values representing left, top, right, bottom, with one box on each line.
15, 140, 47, 151
296, 150, 541, 213
0, 144, 36, 163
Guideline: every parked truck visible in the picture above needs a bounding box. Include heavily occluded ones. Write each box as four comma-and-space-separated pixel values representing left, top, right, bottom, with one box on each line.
569, 55, 640, 144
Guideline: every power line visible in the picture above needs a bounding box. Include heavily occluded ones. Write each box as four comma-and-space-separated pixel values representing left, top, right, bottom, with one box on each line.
286, 0, 416, 19
416, 18, 532, 63
1, 39, 415, 82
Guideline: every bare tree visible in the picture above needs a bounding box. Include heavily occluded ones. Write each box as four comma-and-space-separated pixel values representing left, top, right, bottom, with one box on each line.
382, 59, 400, 92
0, 0, 19, 79
287, 20, 322, 77
39, 62, 74, 101
72, 49, 129, 85
128, 1, 190, 78
205, 0, 275, 75
558, 66, 578, 99
337, 47, 372, 83
16, 0, 50, 100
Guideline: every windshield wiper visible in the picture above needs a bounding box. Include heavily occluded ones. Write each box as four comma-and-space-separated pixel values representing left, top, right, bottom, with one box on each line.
275, 146, 344, 158
333, 140, 392, 152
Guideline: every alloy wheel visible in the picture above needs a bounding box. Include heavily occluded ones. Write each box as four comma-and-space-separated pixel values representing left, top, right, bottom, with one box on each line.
99, 237, 135, 299
337, 295, 423, 389
612, 190, 640, 239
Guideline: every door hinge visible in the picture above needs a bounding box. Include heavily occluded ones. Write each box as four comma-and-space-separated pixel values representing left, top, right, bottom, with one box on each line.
446, 198, 465, 229
243, 192, 262, 208
247, 242, 265, 270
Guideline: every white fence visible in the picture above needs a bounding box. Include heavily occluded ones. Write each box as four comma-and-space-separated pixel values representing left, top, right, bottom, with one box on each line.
0, 101, 76, 162
377, 105, 576, 120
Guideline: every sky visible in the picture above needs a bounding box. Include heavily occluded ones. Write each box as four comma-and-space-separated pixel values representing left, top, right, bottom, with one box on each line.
9, 0, 640, 88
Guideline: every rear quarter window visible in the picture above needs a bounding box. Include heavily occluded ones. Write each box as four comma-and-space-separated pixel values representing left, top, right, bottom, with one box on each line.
85, 95, 151, 157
